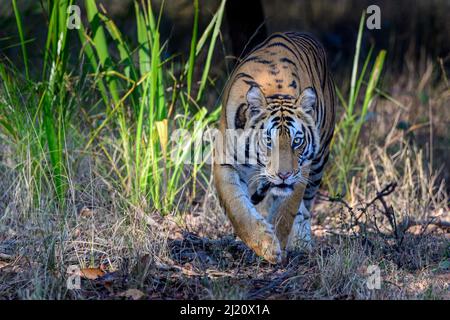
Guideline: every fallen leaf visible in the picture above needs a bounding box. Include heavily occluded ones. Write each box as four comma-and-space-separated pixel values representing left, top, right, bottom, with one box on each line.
73, 228, 81, 238
79, 207, 94, 218
79, 267, 105, 280
0, 261, 10, 269
117, 288, 145, 300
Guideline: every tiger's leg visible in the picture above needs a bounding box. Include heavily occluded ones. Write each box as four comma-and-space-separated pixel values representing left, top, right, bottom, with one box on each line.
213, 163, 282, 264
286, 201, 312, 252
286, 150, 329, 253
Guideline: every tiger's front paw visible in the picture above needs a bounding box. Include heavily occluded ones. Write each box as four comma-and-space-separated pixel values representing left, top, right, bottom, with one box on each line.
258, 229, 282, 264
251, 218, 282, 264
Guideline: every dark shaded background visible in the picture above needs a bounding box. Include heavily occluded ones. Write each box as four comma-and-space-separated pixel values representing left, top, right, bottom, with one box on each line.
1, 0, 449, 75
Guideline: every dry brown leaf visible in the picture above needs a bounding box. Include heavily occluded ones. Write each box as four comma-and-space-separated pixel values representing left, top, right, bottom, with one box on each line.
79, 267, 105, 280
73, 228, 81, 238
79, 207, 94, 218
117, 288, 145, 300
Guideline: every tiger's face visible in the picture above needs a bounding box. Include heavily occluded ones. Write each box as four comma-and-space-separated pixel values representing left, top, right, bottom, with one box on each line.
244, 86, 320, 197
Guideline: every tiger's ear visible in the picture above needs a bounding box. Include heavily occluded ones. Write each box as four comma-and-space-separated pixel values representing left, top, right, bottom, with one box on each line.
297, 87, 317, 113
246, 86, 266, 117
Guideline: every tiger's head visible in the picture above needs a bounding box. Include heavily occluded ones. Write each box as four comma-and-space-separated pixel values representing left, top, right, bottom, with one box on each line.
241, 85, 320, 197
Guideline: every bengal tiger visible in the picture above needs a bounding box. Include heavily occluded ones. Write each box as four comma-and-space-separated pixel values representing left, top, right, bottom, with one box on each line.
213, 32, 336, 263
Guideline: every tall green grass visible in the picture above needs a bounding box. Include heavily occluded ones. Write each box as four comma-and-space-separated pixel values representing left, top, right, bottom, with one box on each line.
0, 62, 48, 211
1, 0, 226, 214
78, 0, 226, 212
7, 0, 76, 205
325, 12, 386, 196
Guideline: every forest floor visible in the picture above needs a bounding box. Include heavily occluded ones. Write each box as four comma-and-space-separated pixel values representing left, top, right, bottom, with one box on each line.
1, 46, 449, 300
0, 165, 449, 299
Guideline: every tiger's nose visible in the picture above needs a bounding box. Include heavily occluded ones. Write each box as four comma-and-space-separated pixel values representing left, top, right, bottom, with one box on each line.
277, 171, 292, 180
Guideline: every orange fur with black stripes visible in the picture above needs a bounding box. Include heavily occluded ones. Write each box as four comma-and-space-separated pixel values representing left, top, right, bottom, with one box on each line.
213, 32, 336, 263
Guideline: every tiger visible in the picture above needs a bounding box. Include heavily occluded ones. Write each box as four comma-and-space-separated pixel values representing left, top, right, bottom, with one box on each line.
213, 32, 336, 264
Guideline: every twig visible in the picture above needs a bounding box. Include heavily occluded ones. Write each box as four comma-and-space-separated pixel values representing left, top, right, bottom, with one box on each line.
319, 182, 402, 244
401, 217, 450, 231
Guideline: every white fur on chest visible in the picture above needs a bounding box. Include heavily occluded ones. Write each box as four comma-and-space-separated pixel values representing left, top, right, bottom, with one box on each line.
236, 164, 284, 223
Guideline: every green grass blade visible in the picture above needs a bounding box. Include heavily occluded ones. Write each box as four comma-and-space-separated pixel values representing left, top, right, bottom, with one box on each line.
348, 11, 365, 114
85, 0, 119, 103
353, 44, 374, 103
99, 12, 138, 82
11, 0, 29, 80
77, 25, 110, 106
196, 0, 226, 102
187, 0, 199, 97
135, 3, 151, 76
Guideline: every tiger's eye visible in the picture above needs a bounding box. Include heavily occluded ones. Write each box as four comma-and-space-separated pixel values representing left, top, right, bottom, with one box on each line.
293, 137, 302, 148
